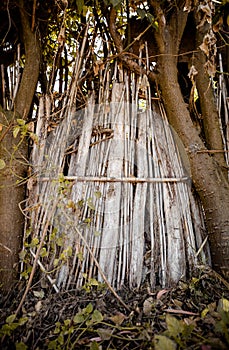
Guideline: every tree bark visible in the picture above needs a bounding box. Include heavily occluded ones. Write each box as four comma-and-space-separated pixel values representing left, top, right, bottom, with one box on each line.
194, 18, 227, 174
155, 8, 229, 279
0, 0, 40, 292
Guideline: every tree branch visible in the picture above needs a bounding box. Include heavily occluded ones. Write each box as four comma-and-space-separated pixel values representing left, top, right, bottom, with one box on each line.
108, 6, 156, 82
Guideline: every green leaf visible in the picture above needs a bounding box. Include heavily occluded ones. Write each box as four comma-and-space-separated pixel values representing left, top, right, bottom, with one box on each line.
91, 310, 103, 323
82, 5, 89, 17
87, 198, 95, 210
154, 335, 177, 350
65, 246, 72, 257
73, 313, 85, 324
48, 340, 58, 349
215, 319, 229, 341
0, 324, 12, 336
166, 314, 182, 338
110, 0, 122, 8
137, 8, 147, 20
30, 237, 39, 247
19, 250, 27, 261
18, 317, 28, 326
57, 333, 64, 345
15, 342, 28, 350
201, 307, 209, 318
90, 341, 100, 350
94, 191, 102, 199
77, 252, 84, 261
94, 231, 101, 237
6, 314, 16, 324
88, 278, 99, 286
56, 237, 63, 246
146, 13, 155, 24
84, 303, 93, 314
76, 0, 84, 13
218, 298, 229, 313
17, 118, 26, 126
40, 247, 48, 258
54, 326, 60, 334
0, 159, 6, 170
54, 258, 59, 267
77, 199, 84, 208
64, 319, 71, 326
13, 125, 20, 138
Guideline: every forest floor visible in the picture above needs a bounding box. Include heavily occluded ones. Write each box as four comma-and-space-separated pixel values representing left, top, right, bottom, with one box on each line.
0, 266, 229, 350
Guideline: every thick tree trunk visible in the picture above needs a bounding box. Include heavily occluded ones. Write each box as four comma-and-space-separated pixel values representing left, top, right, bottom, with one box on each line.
156, 17, 229, 278
194, 18, 227, 175
0, 112, 28, 292
0, 0, 40, 292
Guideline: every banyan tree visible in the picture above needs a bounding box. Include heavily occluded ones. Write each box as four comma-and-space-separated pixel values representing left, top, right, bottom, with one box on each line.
0, 0, 228, 294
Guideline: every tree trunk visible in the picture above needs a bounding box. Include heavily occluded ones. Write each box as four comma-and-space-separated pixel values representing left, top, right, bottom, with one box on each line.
0, 0, 40, 292
194, 17, 227, 175
156, 10, 229, 278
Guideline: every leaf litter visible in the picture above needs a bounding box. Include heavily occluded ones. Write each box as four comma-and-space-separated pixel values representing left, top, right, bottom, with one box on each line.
0, 266, 229, 349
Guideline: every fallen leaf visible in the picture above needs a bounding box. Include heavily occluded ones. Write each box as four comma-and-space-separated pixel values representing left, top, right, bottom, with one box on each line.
143, 297, 154, 315
33, 290, 45, 299
35, 301, 42, 312
109, 312, 127, 325
97, 328, 113, 341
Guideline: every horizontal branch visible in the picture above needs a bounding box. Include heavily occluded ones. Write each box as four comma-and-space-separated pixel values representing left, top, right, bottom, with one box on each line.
38, 176, 190, 183
196, 150, 229, 154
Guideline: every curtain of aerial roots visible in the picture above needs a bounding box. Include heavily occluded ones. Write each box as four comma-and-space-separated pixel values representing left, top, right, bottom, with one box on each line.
24, 68, 211, 291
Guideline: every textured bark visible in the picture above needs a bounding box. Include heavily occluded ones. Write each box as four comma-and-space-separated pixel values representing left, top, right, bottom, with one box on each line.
0, 0, 40, 292
194, 19, 227, 174
155, 9, 229, 278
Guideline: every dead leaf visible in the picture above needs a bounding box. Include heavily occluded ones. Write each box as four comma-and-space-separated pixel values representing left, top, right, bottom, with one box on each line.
33, 290, 45, 298
188, 65, 198, 81
97, 328, 113, 341
183, 0, 192, 12
109, 312, 127, 325
200, 41, 209, 56
197, 2, 213, 27
27, 177, 35, 191
204, 60, 216, 77
27, 121, 34, 132
93, 61, 104, 76
35, 300, 42, 312
143, 297, 154, 316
